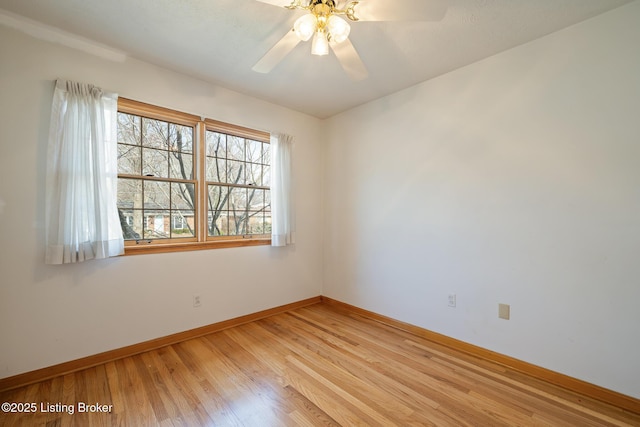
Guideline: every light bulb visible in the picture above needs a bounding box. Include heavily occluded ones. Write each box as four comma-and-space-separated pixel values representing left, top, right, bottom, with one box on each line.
311, 30, 329, 56
294, 14, 317, 42
327, 15, 350, 44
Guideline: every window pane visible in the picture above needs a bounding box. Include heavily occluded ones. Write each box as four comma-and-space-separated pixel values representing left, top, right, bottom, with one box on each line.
171, 182, 195, 210
119, 209, 143, 240
118, 179, 143, 240
227, 160, 244, 184
248, 214, 266, 235
208, 185, 229, 237
247, 163, 262, 186
206, 131, 226, 157
144, 211, 170, 239
172, 215, 185, 230
264, 215, 272, 234
169, 151, 193, 180
229, 187, 248, 212
229, 187, 249, 236
142, 118, 169, 149
262, 165, 271, 187
117, 113, 140, 145
117, 178, 142, 209
208, 211, 229, 236
118, 144, 141, 175
227, 136, 245, 161
208, 185, 228, 212
206, 156, 226, 183
263, 143, 271, 165
143, 148, 169, 178
264, 189, 271, 212
228, 211, 247, 236
144, 181, 170, 209
171, 210, 194, 237
246, 140, 261, 163
248, 188, 265, 212
170, 124, 193, 153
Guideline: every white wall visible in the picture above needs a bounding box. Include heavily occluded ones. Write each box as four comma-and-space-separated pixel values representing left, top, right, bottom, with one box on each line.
0, 25, 323, 379
323, 2, 640, 398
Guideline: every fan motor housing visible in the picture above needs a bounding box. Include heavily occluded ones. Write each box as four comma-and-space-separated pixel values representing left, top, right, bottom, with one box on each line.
310, 0, 336, 10
310, 0, 336, 5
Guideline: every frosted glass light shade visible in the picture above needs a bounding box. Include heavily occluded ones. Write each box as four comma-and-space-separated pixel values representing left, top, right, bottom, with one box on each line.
328, 15, 350, 44
311, 30, 329, 56
294, 14, 317, 41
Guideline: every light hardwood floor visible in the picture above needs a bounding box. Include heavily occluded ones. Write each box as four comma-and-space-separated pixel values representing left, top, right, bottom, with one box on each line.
1, 303, 638, 426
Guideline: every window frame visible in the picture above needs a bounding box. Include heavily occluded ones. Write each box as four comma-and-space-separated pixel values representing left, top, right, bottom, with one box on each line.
117, 98, 271, 255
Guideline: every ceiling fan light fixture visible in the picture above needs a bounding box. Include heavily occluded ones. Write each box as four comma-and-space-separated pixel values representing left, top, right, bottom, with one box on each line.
293, 14, 316, 41
327, 15, 350, 43
311, 29, 329, 56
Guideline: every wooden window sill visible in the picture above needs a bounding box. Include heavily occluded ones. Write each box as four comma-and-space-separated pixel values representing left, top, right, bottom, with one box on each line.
123, 238, 271, 256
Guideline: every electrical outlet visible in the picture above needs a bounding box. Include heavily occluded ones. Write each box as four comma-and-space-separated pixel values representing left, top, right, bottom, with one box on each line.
193, 294, 202, 308
448, 294, 456, 308
499, 303, 510, 320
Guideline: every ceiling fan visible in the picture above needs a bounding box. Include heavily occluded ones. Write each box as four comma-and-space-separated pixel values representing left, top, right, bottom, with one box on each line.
252, 0, 448, 81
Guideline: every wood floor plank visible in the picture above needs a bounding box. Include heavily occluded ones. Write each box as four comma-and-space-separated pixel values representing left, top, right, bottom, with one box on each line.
119, 356, 160, 426
1, 302, 638, 426
301, 304, 640, 425
139, 350, 198, 426
261, 313, 454, 426
278, 316, 448, 424
280, 310, 516, 425
284, 315, 545, 426
223, 325, 347, 426
259, 316, 417, 420
283, 355, 383, 426
236, 320, 388, 426
194, 336, 291, 425
204, 330, 301, 424
170, 340, 244, 427
283, 385, 341, 426
412, 340, 633, 427
44, 376, 64, 426
153, 346, 216, 426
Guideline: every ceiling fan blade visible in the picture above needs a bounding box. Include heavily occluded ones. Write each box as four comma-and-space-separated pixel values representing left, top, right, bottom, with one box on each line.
330, 38, 368, 81
254, 0, 295, 7
253, 29, 302, 73
352, 0, 447, 22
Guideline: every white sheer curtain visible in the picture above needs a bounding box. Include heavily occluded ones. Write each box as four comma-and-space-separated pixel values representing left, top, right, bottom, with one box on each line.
45, 79, 124, 264
270, 132, 295, 247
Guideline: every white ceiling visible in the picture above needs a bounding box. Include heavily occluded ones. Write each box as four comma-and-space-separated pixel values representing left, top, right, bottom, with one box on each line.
0, 0, 633, 118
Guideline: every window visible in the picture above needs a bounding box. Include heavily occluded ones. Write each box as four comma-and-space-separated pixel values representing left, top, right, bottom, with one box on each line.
116, 99, 271, 254
205, 128, 271, 238
173, 215, 186, 230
